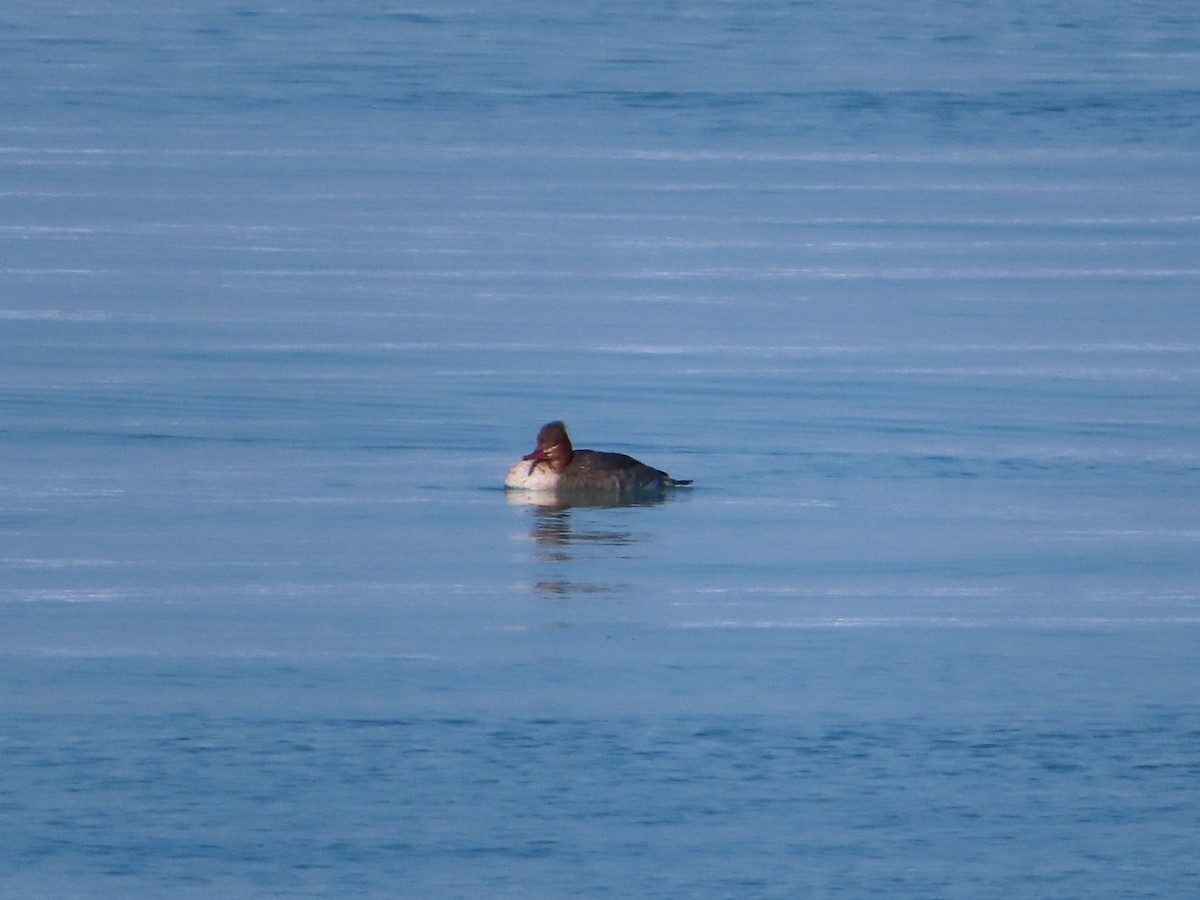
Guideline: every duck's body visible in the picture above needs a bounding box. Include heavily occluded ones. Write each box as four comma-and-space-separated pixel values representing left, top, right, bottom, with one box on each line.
504, 421, 692, 494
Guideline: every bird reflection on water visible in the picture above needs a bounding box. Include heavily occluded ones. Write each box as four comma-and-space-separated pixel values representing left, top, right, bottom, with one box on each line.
507, 490, 687, 599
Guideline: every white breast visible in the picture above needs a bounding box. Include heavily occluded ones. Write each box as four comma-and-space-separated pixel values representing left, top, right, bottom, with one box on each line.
504, 460, 561, 490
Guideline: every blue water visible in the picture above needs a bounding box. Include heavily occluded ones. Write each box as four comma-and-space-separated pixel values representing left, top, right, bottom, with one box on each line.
3, 2, 1199, 896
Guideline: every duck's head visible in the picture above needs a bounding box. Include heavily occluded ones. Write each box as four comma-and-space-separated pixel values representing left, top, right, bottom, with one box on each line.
522, 420, 574, 474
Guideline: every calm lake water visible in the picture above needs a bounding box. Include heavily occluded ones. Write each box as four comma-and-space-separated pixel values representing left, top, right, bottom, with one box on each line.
3, 2, 1199, 896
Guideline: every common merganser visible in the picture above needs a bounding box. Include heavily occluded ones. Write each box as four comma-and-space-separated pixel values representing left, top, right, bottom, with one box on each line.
504, 421, 693, 493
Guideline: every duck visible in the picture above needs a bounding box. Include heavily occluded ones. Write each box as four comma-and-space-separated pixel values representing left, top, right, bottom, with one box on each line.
504, 421, 692, 494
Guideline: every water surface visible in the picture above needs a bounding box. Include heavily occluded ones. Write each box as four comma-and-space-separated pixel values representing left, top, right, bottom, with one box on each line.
2, 1, 1199, 896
